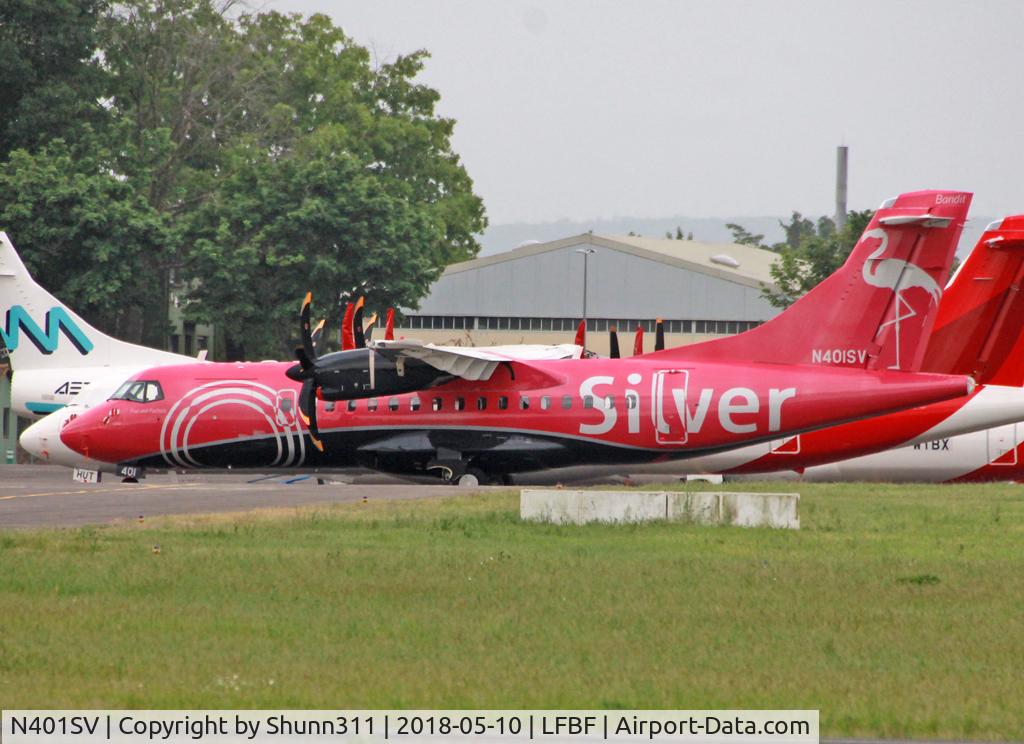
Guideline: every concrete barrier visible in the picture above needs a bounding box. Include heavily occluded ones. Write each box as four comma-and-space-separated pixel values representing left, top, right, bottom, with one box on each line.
521, 489, 799, 529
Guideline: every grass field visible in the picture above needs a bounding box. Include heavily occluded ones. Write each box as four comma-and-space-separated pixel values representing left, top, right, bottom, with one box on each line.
1, 482, 1023, 739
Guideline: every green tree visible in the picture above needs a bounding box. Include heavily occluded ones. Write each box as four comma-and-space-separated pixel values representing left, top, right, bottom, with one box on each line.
664, 226, 694, 240
763, 209, 873, 308
0, 134, 169, 342
0, 0, 486, 358
98, 4, 485, 357
0, 0, 110, 157
779, 211, 816, 250
725, 222, 768, 249
185, 126, 455, 360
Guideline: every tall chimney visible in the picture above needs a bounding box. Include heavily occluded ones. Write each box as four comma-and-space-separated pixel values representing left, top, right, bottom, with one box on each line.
835, 145, 848, 232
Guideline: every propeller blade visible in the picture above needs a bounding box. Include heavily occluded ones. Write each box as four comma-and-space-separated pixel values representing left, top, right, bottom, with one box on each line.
341, 303, 355, 351
299, 380, 324, 452
655, 317, 665, 352
310, 318, 326, 353
609, 326, 620, 359
633, 326, 644, 356
574, 319, 586, 347
384, 308, 395, 341
353, 296, 366, 349
364, 312, 378, 343
300, 292, 316, 363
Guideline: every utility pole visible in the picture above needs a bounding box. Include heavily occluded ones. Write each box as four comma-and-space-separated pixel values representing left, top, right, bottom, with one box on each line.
575, 247, 596, 327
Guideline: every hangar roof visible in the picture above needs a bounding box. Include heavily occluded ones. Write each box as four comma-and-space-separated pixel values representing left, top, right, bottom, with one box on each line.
446, 233, 779, 290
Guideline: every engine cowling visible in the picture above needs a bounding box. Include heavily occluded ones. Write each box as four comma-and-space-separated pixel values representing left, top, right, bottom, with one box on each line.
287, 348, 452, 401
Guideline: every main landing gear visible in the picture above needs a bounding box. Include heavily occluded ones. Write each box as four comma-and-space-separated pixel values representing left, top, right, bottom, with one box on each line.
426, 452, 512, 486
427, 457, 489, 486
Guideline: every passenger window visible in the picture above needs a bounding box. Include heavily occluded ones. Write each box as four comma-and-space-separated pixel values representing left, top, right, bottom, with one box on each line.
280, 398, 293, 412
432, 397, 443, 412
347, 400, 357, 413
367, 398, 378, 412
410, 397, 421, 411
477, 396, 487, 411
626, 393, 638, 410
562, 395, 572, 410
325, 402, 336, 412
388, 397, 399, 412
455, 397, 465, 411
540, 396, 551, 410
605, 395, 615, 410
520, 395, 530, 410
498, 396, 509, 410
583, 395, 594, 409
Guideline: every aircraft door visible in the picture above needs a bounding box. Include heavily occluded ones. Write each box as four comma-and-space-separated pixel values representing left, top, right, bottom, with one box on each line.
276, 389, 298, 428
652, 369, 689, 445
987, 424, 1018, 466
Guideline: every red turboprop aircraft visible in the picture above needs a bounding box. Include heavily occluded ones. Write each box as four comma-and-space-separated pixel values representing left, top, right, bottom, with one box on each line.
60, 190, 975, 484
668, 213, 1024, 477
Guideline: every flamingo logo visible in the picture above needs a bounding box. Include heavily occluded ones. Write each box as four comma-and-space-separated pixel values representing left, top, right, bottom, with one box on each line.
860, 228, 943, 370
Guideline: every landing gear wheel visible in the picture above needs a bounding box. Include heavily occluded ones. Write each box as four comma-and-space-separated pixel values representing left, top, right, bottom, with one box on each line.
456, 468, 488, 487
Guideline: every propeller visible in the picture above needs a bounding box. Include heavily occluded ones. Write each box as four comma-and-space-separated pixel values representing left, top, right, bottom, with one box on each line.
363, 312, 378, 343
286, 292, 325, 452
310, 318, 326, 353
353, 296, 366, 349
299, 292, 315, 366
633, 325, 644, 356
655, 317, 665, 351
609, 326, 620, 359
574, 319, 586, 347
341, 302, 356, 351
286, 298, 434, 453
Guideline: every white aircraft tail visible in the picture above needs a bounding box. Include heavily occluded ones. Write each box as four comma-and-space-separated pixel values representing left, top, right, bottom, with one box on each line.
0, 232, 189, 370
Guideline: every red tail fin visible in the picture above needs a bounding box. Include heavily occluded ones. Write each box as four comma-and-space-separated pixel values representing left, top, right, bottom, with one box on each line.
657, 190, 971, 371
922, 216, 1024, 385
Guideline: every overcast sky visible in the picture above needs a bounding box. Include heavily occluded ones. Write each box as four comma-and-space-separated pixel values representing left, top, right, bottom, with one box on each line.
274, 0, 1024, 227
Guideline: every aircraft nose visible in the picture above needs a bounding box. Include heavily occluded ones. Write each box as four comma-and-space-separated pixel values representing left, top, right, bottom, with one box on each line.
59, 415, 92, 458
19, 419, 50, 461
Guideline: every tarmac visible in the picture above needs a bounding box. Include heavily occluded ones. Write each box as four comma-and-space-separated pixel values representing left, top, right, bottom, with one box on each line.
0, 464, 504, 529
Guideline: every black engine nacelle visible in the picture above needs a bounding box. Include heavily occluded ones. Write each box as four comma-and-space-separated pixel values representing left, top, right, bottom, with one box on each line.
289, 348, 452, 401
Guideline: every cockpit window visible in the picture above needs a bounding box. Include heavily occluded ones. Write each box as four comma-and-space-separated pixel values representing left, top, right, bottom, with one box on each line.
110, 380, 164, 403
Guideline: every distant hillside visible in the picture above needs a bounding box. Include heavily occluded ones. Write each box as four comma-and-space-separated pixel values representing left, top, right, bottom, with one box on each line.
477, 215, 992, 260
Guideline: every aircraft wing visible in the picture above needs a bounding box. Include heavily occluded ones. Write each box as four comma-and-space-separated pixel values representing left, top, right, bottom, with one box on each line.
370, 340, 583, 382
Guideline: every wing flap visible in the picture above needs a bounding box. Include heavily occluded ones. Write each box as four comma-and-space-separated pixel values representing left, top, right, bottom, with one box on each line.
371, 341, 581, 383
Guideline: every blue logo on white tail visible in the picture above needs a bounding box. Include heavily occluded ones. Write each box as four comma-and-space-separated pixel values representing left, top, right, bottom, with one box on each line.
1, 306, 93, 355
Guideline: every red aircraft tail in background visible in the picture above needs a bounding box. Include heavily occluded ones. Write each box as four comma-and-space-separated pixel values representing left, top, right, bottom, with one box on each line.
658, 190, 972, 372
921, 216, 1024, 386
